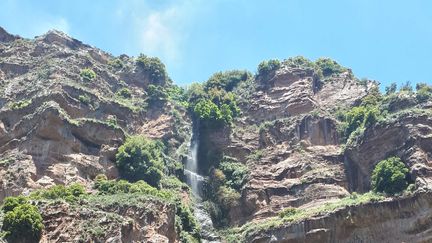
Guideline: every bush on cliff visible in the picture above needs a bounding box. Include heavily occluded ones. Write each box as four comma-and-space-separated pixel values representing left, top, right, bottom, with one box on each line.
115, 136, 164, 187
136, 54, 167, 83
1, 200, 43, 242
371, 157, 410, 194
80, 68, 96, 81
257, 59, 281, 77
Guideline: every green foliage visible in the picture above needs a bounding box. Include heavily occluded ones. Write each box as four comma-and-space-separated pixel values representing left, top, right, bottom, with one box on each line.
219, 160, 249, 191
146, 84, 168, 104
205, 70, 251, 92
216, 185, 241, 210
192, 97, 239, 127
116, 87, 132, 98
2, 196, 28, 213
94, 178, 174, 200
2, 203, 43, 242
314, 57, 346, 77
385, 82, 397, 95
193, 99, 222, 121
136, 54, 167, 83
283, 56, 315, 69
187, 71, 242, 127
166, 85, 188, 106
400, 81, 413, 92
361, 86, 382, 106
257, 59, 281, 77
78, 94, 91, 105
160, 176, 189, 191
186, 83, 206, 104
106, 115, 118, 127
30, 183, 86, 202
416, 83, 432, 103
80, 68, 96, 81
371, 157, 410, 194
108, 58, 124, 69
10, 99, 31, 110
246, 149, 264, 161
115, 135, 165, 187
278, 207, 299, 218
342, 105, 380, 138
176, 202, 200, 236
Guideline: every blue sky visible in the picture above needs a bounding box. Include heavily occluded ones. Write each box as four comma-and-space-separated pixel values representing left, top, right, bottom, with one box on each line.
0, 0, 431, 87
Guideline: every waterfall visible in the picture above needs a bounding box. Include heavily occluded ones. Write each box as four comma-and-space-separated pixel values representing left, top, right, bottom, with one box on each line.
184, 127, 205, 197
184, 126, 220, 242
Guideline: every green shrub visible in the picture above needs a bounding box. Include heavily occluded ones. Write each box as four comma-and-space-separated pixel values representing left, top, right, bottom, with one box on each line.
160, 176, 189, 191
94, 178, 174, 200
400, 81, 413, 92
283, 56, 315, 69
146, 84, 168, 104
2, 204, 43, 242
166, 85, 188, 106
136, 54, 167, 83
116, 88, 132, 98
30, 183, 86, 202
416, 83, 432, 103
205, 70, 251, 92
278, 207, 299, 218
108, 58, 124, 69
344, 105, 379, 138
216, 186, 241, 210
219, 161, 248, 191
385, 82, 397, 95
115, 136, 164, 187
176, 203, 199, 236
371, 157, 410, 194
80, 68, 96, 81
257, 59, 281, 77
2, 196, 28, 213
361, 86, 382, 107
193, 99, 222, 121
314, 58, 346, 77
10, 99, 31, 110
78, 94, 91, 105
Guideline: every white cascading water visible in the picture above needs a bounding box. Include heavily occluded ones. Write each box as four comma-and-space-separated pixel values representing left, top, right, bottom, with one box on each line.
184, 128, 220, 242
184, 132, 205, 197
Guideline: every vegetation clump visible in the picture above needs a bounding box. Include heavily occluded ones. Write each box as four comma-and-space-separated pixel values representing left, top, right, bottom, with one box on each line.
415, 82, 432, 102
115, 136, 165, 187
10, 99, 32, 110
80, 68, 97, 81
188, 71, 244, 127
78, 94, 91, 105
371, 157, 411, 195
30, 183, 86, 202
1, 197, 43, 242
116, 87, 132, 98
257, 59, 281, 77
314, 57, 347, 77
136, 54, 167, 83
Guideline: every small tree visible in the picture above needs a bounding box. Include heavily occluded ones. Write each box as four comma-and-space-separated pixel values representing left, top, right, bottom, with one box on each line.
115, 136, 164, 187
80, 68, 96, 81
2, 204, 44, 242
136, 54, 167, 83
371, 157, 410, 194
257, 59, 281, 77
385, 82, 397, 95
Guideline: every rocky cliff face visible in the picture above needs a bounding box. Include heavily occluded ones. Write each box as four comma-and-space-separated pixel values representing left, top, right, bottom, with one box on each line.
0, 27, 190, 242
0, 27, 431, 243
199, 64, 370, 224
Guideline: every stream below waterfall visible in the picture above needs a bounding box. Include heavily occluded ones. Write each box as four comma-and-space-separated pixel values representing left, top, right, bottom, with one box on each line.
184, 128, 220, 242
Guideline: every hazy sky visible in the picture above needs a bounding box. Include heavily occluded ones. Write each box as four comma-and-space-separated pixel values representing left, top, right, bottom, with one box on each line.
1, 0, 431, 87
